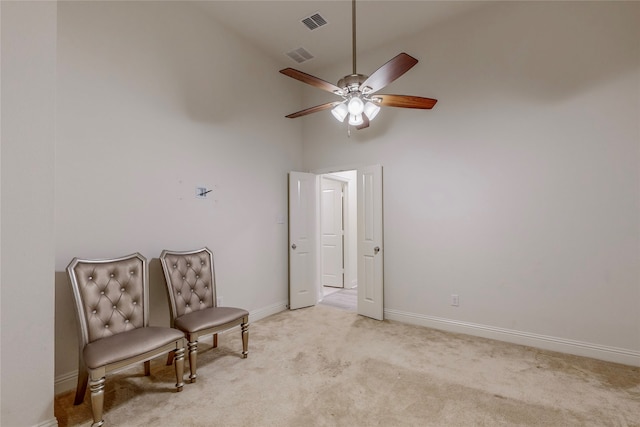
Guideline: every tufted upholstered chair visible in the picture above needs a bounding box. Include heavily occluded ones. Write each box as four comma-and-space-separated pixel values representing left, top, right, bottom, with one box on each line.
160, 247, 249, 383
67, 253, 185, 427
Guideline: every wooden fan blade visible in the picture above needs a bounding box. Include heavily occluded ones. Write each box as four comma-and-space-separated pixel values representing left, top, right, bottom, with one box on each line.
355, 115, 370, 130
374, 94, 438, 109
285, 102, 342, 119
360, 53, 418, 94
280, 68, 344, 95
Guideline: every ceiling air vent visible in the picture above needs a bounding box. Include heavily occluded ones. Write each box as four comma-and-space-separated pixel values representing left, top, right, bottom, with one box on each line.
301, 12, 328, 31
285, 47, 314, 64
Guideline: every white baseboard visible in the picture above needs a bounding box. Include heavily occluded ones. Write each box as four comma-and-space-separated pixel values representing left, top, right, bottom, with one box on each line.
54, 370, 78, 396
385, 308, 640, 367
55, 300, 289, 395
34, 418, 58, 427
248, 300, 288, 322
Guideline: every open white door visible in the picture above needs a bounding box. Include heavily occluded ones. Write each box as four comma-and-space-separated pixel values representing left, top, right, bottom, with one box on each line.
321, 177, 345, 288
288, 172, 317, 310
357, 165, 384, 320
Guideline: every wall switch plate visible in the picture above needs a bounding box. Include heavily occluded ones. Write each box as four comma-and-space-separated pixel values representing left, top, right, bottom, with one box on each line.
451, 294, 459, 307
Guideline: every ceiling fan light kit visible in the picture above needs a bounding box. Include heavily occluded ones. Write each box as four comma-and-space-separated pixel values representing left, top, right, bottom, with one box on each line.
363, 101, 381, 121
279, 0, 437, 133
331, 103, 349, 122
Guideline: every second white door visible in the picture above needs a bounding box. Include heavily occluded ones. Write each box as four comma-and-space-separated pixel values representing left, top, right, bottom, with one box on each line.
321, 177, 345, 288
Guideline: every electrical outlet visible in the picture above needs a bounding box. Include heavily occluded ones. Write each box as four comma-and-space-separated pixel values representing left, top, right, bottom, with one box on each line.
217, 296, 223, 306
451, 294, 459, 307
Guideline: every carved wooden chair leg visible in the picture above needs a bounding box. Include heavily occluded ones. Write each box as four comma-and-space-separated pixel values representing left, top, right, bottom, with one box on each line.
241, 320, 249, 358
187, 340, 198, 383
213, 333, 218, 348
166, 350, 175, 366
89, 375, 106, 427
173, 347, 185, 391
144, 360, 151, 376
74, 361, 89, 405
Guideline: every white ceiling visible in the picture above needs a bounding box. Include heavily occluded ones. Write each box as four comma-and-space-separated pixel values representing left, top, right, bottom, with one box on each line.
194, 1, 491, 74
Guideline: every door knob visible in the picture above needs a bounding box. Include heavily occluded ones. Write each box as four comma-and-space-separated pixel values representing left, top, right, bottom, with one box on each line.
291, 244, 297, 250
374, 246, 380, 254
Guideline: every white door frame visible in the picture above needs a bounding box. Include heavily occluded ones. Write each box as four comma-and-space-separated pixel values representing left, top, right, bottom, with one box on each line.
311, 165, 384, 320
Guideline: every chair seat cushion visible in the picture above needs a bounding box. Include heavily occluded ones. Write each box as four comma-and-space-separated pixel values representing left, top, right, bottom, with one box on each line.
83, 326, 184, 369
174, 306, 248, 334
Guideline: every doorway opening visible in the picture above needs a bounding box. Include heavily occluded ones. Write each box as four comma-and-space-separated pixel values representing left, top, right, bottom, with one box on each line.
288, 165, 383, 320
318, 170, 357, 312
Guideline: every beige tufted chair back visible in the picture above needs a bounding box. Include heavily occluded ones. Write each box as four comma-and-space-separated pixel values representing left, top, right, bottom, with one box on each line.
69, 253, 148, 346
161, 247, 216, 322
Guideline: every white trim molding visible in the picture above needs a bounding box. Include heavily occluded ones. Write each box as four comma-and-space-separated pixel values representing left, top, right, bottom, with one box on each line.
54, 370, 78, 396
34, 419, 58, 427
248, 300, 288, 323
385, 308, 640, 367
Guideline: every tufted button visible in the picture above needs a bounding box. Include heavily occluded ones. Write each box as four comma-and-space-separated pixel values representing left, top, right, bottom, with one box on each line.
110, 273, 114, 278
132, 301, 137, 305
105, 324, 109, 329
88, 276, 93, 280
201, 261, 205, 265
125, 319, 129, 323
120, 287, 125, 292
173, 264, 177, 268
199, 300, 203, 304
182, 276, 186, 280
187, 263, 191, 267
129, 271, 134, 275
100, 291, 105, 295
92, 309, 97, 314
177, 291, 181, 296
196, 275, 199, 279
112, 305, 117, 309
186, 303, 190, 307
205, 286, 208, 290
191, 289, 194, 293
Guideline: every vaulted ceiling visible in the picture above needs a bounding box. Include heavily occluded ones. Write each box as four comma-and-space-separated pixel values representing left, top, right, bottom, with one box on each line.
194, 1, 490, 73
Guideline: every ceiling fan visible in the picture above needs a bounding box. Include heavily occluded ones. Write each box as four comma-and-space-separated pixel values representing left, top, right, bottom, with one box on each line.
279, 0, 438, 131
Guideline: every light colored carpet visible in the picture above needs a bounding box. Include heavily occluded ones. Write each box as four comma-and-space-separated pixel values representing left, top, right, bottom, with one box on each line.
55, 305, 640, 426
319, 288, 357, 312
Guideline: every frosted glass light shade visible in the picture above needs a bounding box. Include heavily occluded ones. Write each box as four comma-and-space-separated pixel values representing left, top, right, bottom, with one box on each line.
331, 103, 348, 122
347, 97, 365, 115
363, 102, 381, 121
349, 113, 364, 126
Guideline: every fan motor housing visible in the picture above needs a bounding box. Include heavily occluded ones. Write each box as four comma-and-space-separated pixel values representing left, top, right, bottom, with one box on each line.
338, 74, 368, 93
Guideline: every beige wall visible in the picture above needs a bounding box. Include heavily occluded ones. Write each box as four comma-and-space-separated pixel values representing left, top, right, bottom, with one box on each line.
1, 1, 57, 426
54, 1, 303, 392
302, 2, 640, 364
